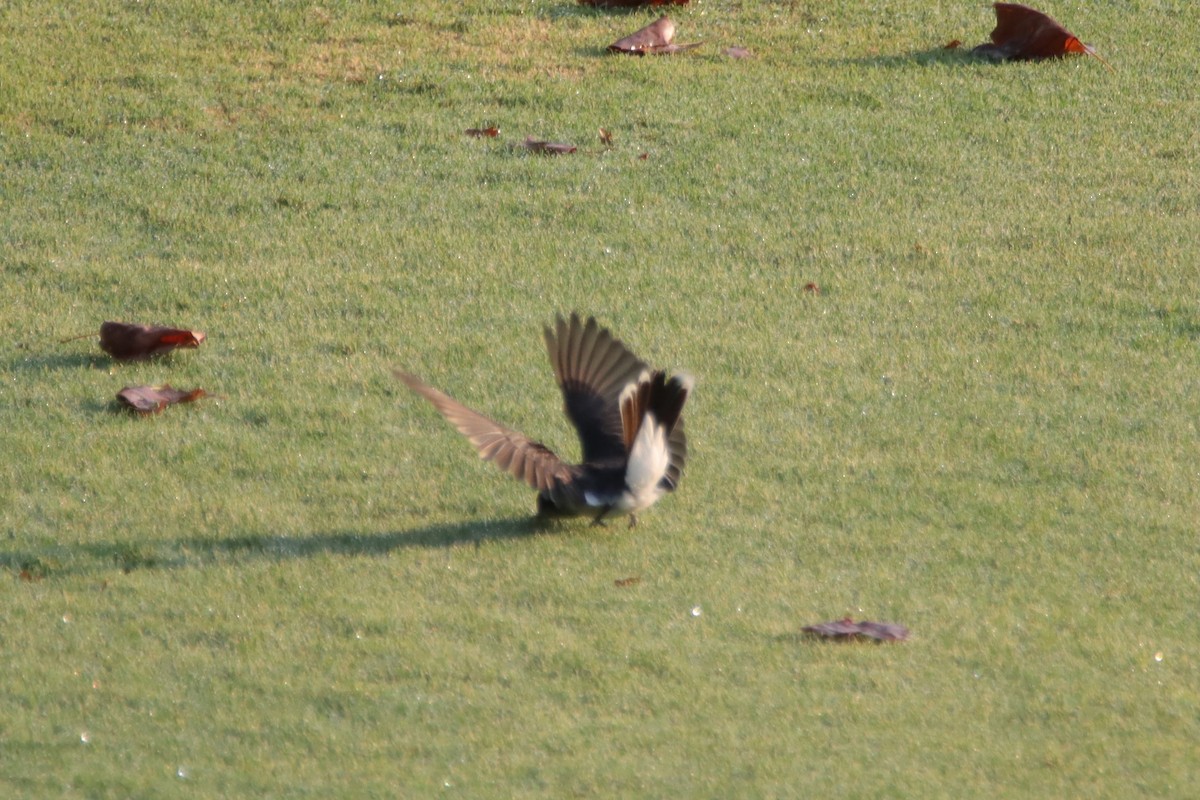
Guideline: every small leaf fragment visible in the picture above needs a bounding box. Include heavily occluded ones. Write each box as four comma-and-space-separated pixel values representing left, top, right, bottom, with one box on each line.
802, 617, 909, 642
465, 126, 500, 138
608, 15, 702, 56
580, 0, 688, 7
522, 136, 577, 155
116, 385, 208, 415
614, 576, 641, 587
599, 127, 614, 146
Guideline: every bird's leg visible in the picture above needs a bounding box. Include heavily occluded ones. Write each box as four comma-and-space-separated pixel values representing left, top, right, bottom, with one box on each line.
591, 506, 613, 527
628, 514, 638, 528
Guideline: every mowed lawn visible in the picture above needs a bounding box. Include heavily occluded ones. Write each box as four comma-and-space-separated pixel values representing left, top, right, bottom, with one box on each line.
2, 1, 1198, 796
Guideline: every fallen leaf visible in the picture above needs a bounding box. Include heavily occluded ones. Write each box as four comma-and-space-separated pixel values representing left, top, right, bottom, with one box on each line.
599, 127, 614, 146
614, 576, 641, 587
638, 152, 649, 160
465, 126, 499, 138
99, 322, 205, 360
944, 39, 963, 50
972, 3, 1113, 70
608, 15, 702, 56
802, 618, 909, 642
803, 282, 821, 294
723, 46, 753, 59
521, 136, 577, 155
116, 385, 208, 415
580, 0, 688, 6
19, 569, 41, 582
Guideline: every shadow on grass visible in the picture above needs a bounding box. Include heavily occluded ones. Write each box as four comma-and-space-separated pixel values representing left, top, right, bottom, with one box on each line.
179, 517, 551, 561
5, 351, 111, 372
826, 47, 987, 69
3, 517, 555, 580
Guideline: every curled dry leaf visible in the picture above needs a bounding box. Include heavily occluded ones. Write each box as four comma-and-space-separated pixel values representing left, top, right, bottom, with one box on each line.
614, 576, 641, 587
116, 385, 208, 415
580, 0, 688, 7
599, 127, 614, 146
973, 3, 1112, 70
802, 618, 909, 642
465, 126, 499, 138
99, 321, 205, 360
944, 39, 963, 50
608, 15, 702, 56
803, 282, 821, 294
522, 136, 577, 155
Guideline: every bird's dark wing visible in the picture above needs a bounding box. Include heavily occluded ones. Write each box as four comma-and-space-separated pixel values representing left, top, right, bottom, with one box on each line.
395, 371, 577, 493
543, 313, 648, 463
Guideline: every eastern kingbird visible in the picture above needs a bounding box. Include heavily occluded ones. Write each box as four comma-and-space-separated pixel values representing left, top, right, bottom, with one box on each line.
396, 313, 693, 526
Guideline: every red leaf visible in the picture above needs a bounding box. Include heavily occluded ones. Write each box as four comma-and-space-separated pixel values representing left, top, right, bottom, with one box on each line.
973, 3, 1111, 69
522, 136, 577, 155
465, 126, 499, 138
116, 385, 208, 415
99, 322, 206, 360
944, 39, 963, 50
803, 282, 821, 294
608, 15, 702, 56
802, 618, 909, 642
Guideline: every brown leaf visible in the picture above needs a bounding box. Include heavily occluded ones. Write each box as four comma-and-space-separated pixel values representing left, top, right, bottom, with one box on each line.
802, 618, 909, 642
944, 39, 963, 50
599, 127, 614, 146
608, 15, 702, 56
614, 576, 641, 587
522, 136, 577, 155
99, 322, 205, 360
972, 3, 1112, 70
116, 385, 208, 415
803, 282, 821, 294
465, 126, 499, 138
580, 0, 688, 7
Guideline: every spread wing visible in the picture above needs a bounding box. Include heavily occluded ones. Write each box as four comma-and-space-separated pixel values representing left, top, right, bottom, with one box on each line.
395, 371, 577, 493
543, 313, 648, 463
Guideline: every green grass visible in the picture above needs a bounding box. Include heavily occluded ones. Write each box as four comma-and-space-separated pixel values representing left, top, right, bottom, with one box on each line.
3, 0, 1199, 796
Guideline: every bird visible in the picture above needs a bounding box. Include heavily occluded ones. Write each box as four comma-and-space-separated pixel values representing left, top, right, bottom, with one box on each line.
395, 313, 693, 526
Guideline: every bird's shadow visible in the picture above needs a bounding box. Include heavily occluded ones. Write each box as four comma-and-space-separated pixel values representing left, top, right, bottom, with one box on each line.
4, 517, 559, 579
